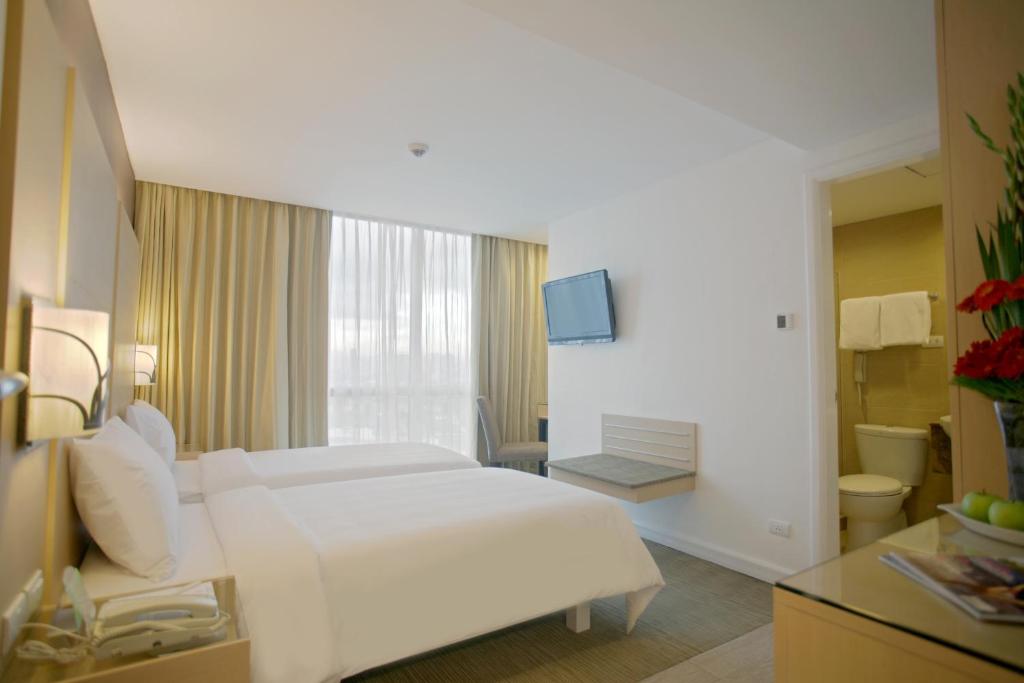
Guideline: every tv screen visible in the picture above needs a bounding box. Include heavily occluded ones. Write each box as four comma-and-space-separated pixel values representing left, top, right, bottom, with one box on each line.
542, 270, 615, 345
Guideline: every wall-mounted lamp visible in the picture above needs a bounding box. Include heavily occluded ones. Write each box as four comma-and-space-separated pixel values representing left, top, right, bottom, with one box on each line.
0, 371, 28, 400
134, 344, 157, 386
24, 301, 110, 441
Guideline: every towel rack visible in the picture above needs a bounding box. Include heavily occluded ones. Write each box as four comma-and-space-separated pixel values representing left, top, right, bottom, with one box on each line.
927, 292, 939, 301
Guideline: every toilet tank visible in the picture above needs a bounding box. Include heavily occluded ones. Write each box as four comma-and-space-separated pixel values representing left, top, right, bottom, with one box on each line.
854, 424, 928, 485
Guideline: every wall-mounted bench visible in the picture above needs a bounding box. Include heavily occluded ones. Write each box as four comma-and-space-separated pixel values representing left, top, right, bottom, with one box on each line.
547, 414, 696, 503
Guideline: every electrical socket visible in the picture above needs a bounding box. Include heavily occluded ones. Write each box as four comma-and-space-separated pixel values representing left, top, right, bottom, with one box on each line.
1, 592, 28, 656
23, 570, 43, 616
1, 569, 44, 657
768, 519, 791, 538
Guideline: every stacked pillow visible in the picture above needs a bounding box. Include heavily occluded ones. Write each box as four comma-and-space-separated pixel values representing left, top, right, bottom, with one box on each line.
70, 417, 180, 580
124, 400, 177, 468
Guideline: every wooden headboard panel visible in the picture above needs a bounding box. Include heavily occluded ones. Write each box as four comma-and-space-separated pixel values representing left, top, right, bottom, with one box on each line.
0, 6, 140, 618
108, 204, 140, 421
44, 208, 138, 603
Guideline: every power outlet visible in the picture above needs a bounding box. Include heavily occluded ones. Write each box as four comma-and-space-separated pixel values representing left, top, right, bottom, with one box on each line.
23, 570, 43, 616
768, 519, 791, 538
1, 592, 28, 656
1, 569, 44, 656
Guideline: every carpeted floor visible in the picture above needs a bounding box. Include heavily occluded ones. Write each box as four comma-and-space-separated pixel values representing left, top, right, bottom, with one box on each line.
350, 540, 773, 682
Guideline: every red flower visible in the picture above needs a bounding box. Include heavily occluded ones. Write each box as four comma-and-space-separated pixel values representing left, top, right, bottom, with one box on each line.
1009, 275, 1024, 302
955, 326, 1024, 380
958, 279, 1013, 313
995, 327, 1024, 379
955, 338, 1000, 378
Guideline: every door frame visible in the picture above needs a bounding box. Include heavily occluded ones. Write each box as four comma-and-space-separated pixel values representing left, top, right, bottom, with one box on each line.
803, 114, 941, 564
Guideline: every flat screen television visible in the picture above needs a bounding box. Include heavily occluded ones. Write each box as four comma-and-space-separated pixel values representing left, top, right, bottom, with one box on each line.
542, 269, 615, 345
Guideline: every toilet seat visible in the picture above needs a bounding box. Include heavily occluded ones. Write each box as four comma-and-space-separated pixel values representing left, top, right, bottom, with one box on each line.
838, 473, 903, 497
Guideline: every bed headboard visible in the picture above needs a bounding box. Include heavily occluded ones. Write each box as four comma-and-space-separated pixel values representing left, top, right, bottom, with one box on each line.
0, 8, 142, 622
40, 83, 140, 605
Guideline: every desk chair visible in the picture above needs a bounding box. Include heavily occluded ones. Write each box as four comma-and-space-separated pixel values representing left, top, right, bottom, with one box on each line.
476, 396, 548, 476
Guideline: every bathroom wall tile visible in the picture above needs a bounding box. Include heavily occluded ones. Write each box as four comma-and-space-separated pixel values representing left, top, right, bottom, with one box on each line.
833, 205, 949, 492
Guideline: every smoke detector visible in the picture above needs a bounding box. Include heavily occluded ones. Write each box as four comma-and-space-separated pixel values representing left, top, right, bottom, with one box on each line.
408, 142, 430, 158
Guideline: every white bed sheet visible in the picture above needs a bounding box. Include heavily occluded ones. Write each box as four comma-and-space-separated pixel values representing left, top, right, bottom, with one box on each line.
197, 442, 479, 498
79, 502, 227, 600
204, 468, 664, 682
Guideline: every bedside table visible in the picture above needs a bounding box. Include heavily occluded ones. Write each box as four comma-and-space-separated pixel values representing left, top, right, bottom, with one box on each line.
175, 450, 203, 462
0, 576, 249, 683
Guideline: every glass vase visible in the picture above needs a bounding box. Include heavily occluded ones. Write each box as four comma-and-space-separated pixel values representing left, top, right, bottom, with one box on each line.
993, 401, 1024, 501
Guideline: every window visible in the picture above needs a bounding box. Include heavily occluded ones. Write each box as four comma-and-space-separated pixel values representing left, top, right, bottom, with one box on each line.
327, 216, 473, 454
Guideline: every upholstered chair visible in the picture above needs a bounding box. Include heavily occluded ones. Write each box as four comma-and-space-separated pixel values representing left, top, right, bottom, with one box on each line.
475, 396, 548, 476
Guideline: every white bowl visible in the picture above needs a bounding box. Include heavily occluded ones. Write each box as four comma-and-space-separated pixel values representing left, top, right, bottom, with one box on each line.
938, 503, 1024, 547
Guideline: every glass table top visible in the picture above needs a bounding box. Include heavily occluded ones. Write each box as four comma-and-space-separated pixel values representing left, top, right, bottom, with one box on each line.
776, 514, 1024, 673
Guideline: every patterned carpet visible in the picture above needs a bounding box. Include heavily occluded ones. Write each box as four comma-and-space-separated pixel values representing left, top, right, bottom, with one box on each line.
350, 540, 773, 682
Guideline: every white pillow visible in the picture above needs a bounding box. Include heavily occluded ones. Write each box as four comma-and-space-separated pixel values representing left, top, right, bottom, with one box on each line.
71, 417, 180, 580
125, 400, 177, 468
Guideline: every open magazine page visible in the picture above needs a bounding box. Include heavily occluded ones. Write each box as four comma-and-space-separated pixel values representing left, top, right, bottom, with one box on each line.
880, 553, 1024, 623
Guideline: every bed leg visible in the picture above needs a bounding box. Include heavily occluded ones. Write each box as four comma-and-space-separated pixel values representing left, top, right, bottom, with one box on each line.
566, 602, 590, 633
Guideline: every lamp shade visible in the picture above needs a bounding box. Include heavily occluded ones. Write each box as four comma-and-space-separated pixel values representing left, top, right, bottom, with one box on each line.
134, 345, 157, 386
26, 303, 110, 441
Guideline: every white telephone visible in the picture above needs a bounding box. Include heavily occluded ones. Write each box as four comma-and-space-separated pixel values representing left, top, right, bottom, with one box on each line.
16, 568, 230, 663
91, 583, 230, 659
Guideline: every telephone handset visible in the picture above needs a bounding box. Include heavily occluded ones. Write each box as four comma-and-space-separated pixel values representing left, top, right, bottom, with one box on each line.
91, 583, 229, 659
16, 570, 230, 664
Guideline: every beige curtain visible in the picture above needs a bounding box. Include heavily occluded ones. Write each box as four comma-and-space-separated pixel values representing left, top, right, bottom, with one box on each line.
472, 235, 548, 468
134, 182, 330, 452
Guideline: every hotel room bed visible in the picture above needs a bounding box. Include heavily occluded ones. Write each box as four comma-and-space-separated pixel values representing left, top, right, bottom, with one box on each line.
173, 441, 480, 502
80, 467, 664, 682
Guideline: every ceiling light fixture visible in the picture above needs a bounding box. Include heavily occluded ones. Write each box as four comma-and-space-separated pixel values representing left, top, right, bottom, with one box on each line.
408, 142, 429, 158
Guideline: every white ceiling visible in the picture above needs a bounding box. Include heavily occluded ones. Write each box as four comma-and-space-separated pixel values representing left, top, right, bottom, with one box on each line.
831, 157, 942, 226
89, 0, 938, 243
466, 0, 938, 151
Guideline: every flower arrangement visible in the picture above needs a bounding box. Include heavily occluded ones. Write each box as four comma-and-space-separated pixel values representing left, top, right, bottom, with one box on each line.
954, 73, 1024, 502
953, 73, 1024, 403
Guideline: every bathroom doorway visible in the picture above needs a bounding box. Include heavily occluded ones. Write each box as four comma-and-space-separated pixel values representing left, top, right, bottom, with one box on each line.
828, 156, 953, 553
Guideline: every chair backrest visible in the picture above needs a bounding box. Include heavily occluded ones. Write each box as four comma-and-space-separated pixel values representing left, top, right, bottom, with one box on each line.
476, 396, 502, 462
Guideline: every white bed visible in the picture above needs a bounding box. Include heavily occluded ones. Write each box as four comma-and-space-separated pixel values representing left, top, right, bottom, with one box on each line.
81, 468, 664, 682
174, 441, 480, 502
80, 502, 227, 599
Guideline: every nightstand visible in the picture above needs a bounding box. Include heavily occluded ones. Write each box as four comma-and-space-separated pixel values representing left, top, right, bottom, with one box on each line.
175, 450, 203, 462
0, 576, 249, 683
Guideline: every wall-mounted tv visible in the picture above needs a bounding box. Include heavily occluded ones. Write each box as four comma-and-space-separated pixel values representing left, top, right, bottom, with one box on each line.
542, 269, 616, 345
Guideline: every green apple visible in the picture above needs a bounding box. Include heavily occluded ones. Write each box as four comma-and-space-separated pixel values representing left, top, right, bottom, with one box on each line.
988, 499, 1024, 531
961, 490, 1001, 522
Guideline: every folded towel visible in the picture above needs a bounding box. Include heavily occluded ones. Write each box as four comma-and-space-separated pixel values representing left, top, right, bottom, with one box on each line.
880, 291, 931, 346
839, 297, 882, 350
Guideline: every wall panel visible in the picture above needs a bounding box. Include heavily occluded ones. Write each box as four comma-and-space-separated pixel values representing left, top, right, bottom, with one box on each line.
937, 0, 1024, 498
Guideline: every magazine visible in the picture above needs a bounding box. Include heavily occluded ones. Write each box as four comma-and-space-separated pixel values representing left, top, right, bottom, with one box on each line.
880, 552, 1024, 623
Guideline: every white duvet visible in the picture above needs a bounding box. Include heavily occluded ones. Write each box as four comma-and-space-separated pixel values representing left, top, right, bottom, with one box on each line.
204, 468, 664, 682
196, 441, 479, 498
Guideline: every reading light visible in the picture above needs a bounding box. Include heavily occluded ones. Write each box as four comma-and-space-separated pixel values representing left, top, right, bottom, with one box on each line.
134, 344, 157, 386
24, 302, 110, 441
0, 371, 27, 400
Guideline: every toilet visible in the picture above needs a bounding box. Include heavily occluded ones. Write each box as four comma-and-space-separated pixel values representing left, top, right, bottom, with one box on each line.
839, 424, 928, 551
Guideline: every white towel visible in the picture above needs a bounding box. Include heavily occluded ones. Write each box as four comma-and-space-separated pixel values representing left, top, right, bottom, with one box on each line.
880, 291, 931, 347
839, 296, 882, 350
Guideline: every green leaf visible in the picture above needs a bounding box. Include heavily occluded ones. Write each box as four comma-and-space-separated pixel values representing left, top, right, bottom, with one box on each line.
967, 113, 1000, 153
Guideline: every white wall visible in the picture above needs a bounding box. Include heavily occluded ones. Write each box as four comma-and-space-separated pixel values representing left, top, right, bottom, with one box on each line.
547, 139, 811, 580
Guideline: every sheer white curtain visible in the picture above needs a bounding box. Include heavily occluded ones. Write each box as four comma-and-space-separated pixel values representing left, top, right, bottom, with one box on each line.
327, 216, 473, 454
